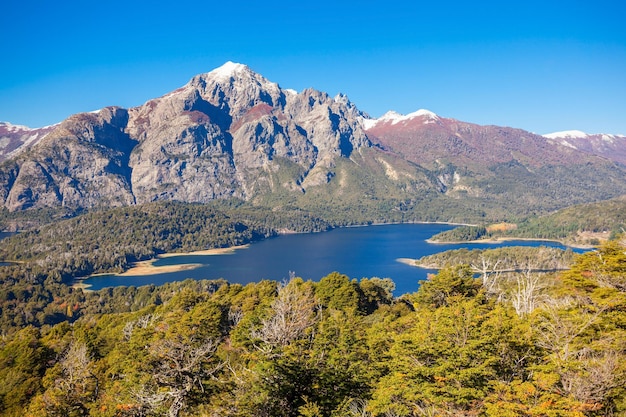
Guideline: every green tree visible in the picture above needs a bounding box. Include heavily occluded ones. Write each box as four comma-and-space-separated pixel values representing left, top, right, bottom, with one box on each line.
412, 265, 481, 308
0, 326, 51, 416
315, 272, 360, 313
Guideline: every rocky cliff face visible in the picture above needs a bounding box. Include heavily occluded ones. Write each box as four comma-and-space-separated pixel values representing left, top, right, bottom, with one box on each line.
0, 108, 136, 210
125, 62, 371, 205
1, 62, 625, 216
0, 62, 374, 211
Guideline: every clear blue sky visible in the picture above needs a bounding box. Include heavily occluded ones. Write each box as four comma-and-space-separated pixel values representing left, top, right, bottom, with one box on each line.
1, 0, 625, 135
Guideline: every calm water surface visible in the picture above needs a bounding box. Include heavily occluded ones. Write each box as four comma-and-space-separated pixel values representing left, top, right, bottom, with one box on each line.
84, 223, 583, 295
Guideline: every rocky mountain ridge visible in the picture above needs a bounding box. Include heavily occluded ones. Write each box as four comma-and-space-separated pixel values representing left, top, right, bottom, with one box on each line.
364, 110, 625, 167
543, 130, 626, 165
0, 63, 387, 212
1, 62, 625, 219
0, 122, 56, 162
363, 109, 626, 212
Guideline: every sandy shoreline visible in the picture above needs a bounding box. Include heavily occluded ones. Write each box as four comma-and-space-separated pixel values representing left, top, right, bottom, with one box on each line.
397, 258, 440, 269
117, 260, 203, 276
396, 257, 417, 266
119, 244, 251, 276
159, 244, 249, 258
72, 245, 251, 291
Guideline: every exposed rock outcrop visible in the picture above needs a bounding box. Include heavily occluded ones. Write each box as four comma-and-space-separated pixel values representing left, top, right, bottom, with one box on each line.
0, 62, 375, 210
1, 62, 625, 216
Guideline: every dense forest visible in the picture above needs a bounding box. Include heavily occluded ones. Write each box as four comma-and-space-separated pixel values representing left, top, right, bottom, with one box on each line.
0, 239, 624, 416
429, 197, 626, 246
0, 202, 331, 332
0, 200, 625, 416
0, 201, 332, 279
414, 246, 577, 271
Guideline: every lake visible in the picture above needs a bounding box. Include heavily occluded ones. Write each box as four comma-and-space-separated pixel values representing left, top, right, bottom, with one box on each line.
83, 223, 584, 295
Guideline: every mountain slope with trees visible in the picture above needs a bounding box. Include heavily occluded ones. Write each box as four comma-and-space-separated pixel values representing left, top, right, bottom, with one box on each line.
429, 196, 626, 246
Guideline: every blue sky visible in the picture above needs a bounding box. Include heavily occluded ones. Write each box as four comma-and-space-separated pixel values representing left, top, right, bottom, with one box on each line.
1, 0, 625, 135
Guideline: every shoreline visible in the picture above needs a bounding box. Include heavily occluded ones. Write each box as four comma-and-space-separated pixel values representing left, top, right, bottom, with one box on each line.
426, 236, 594, 249
74, 245, 251, 290
397, 258, 439, 269
120, 244, 250, 275
345, 220, 476, 228
117, 260, 203, 276
159, 244, 250, 258
69, 223, 590, 292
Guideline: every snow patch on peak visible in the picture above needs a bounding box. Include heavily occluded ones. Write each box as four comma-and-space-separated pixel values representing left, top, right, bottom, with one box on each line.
285, 88, 298, 96
334, 92, 350, 102
209, 61, 248, 80
560, 140, 578, 150
379, 111, 402, 121
383, 109, 439, 124
406, 109, 439, 119
363, 109, 440, 128
0, 122, 32, 132
543, 130, 588, 139
601, 134, 615, 143
599, 134, 626, 142
204, 62, 282, 96
360, 117, 378, 130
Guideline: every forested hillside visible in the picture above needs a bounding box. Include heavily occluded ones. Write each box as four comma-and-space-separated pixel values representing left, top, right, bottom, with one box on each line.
414, 246, 577, 271
0, 201, 331, 332
429, 196, 626, 246
0, 199, 624, 416
0, 240, 624, 416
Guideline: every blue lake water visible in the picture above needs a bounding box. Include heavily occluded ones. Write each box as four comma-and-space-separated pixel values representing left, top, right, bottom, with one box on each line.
84, 223, 584, 295
0, 232, 16, 240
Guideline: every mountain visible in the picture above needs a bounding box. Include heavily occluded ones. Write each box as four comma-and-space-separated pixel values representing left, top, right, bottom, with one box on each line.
1, 62, 625, 221
543, 130, 626, 165
0, 63, 437, 217
0, 122, 56, 161
364, 110, 595, 168
364, 110, 626, 215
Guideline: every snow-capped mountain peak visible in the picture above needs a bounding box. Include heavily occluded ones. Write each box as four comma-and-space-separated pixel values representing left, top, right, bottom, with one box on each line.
381, 109, 438, 123
0, 122, 33, 133
543, 130, 588, 139
379, 110, 402, 121
0, 122, 57, 161
208, 61, 249, 81
361, 109, 439, 129
541, 130, 626, 164
183, 62, 284, 112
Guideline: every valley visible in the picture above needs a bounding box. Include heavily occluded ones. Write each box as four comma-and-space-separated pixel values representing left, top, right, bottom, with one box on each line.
0, 62, 625, 417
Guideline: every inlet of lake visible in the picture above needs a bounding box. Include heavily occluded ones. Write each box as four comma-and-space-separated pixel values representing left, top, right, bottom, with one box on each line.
83, 223, 586, 295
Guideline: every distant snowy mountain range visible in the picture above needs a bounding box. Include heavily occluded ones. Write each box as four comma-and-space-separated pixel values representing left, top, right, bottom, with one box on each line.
542, 130, 626, 164
0, 122, 57, 162
361, 110, 626, 162
2, 64, 624, 166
